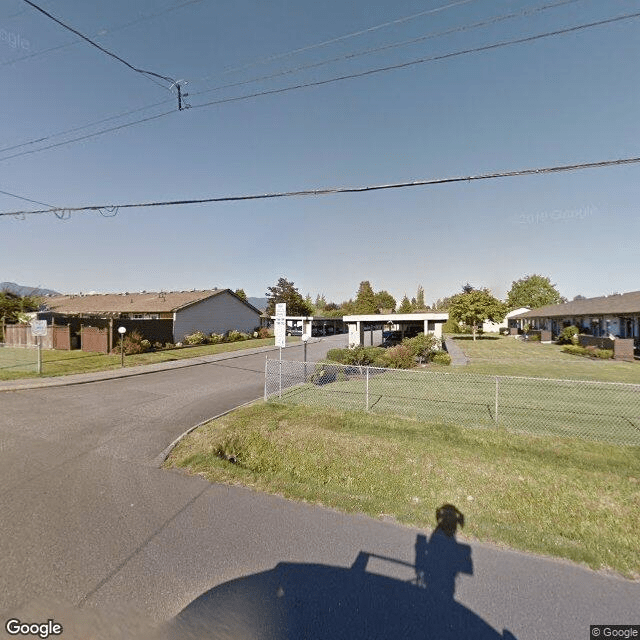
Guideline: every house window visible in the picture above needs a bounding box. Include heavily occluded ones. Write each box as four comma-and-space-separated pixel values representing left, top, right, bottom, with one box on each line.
131, 314, 159, 320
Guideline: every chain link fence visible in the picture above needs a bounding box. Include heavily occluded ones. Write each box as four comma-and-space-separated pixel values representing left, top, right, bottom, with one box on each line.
264, 359, 640, 446
0, 343, 38, 373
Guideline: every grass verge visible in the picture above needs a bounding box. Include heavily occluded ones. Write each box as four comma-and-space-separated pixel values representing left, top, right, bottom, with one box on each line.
164, 401, 640, 579
0, 337, 299, 380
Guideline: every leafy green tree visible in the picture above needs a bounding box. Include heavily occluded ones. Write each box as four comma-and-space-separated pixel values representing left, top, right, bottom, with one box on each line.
314, 294, 327, 312
0, 291, 40, 323
506, 274, 562, 309
398, 295, 413, 313
415, 285, 426, 310
265, 278, 313, 316
449, 289, 506, 341
354, 281, 377, 314
234, 288, 247, 301
374, 290, 396, 312
432, 295, 454, 311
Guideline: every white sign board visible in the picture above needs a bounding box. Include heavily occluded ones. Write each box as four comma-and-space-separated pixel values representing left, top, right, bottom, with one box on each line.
274, 303, 286, 348
30, 320, 47, 337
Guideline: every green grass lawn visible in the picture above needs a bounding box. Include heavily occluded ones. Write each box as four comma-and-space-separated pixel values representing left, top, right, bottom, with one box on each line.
274, 368, 640, 446
453, 334, 640, 383
0, 337, 298, 380
164, 402, 640, 579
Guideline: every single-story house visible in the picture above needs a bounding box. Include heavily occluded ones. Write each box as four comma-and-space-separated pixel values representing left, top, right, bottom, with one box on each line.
38, 289, 262, 344
482, 307, 530, 333
511, 291, 640, 340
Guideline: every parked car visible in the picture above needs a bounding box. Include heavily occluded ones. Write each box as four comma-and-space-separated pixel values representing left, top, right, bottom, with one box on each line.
382, 331, 403, 347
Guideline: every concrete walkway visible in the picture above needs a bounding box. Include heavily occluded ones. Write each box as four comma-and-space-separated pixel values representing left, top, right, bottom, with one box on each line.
444, 337, 469, 366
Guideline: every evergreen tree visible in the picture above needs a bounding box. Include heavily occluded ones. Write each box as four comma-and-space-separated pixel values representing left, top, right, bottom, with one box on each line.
398, 295, 413, 313
354, 281, 378, 314
265, 278, 313, 316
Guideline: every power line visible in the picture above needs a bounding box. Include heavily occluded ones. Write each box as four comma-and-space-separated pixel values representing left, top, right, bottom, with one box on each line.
0, 0, 567, 158
2, 8, 636, 163
0, 188, 53, 208
189, 10, 640, 108
199, 0, 481, 82
1, 0, 207, 70
191, 0, 583, 98
2, 155, 639, 218
20, 0, 180, 93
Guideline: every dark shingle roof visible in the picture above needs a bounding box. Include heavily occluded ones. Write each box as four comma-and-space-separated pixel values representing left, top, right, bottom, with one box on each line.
513, 291, 640, 319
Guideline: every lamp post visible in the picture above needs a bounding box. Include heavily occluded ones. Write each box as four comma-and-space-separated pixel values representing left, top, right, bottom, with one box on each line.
118, 326, 127, 367
302, 333, 309, 381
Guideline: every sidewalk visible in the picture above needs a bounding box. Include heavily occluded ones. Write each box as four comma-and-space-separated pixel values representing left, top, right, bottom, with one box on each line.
0, 340, 313, 392
444, 337, 469, 366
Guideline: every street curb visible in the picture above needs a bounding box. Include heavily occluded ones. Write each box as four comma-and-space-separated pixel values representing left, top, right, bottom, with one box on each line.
153, 397, 263, 468
0, 339, 321, 392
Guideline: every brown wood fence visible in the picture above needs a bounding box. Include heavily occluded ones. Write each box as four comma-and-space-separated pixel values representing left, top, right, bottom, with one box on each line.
80, 326, 109, 353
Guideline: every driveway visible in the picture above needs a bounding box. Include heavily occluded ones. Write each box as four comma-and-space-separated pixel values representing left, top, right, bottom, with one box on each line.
0, 334, 637, 639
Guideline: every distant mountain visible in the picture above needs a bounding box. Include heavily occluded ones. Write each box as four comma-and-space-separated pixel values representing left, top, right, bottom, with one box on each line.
247, 296, 268, 311
0, 282, 60, 297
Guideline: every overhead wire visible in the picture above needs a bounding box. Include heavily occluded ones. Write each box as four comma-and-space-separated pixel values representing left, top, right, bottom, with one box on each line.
1, 8, 637, 163
0, 188, 54, 208
188, 10, 640, 109
0, 0, 207, 70
20, 0, 178, 89
200, 0, 482, 81
191, 0, 584, 98
2, 155, 639, 217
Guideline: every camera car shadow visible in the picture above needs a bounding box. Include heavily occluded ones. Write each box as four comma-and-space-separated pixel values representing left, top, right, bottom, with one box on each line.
161, 504, 517, 640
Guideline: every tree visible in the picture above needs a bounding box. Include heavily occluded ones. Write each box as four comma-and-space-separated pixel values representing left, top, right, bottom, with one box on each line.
234, 288, 247, 301
354, 281, 377, 314
374, 290, 396, 312
415, 285, 426, 310
0, 291, 40, 324
449, 289, 506, 341
506, 274, 562, 310
265, 278, 313, 316
398, 295, 413, 313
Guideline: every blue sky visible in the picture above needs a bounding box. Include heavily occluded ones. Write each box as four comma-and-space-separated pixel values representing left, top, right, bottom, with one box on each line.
1, 0, 639, 306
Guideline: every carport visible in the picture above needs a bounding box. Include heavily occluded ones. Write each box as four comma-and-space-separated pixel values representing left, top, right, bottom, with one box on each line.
343, 313, 448, 348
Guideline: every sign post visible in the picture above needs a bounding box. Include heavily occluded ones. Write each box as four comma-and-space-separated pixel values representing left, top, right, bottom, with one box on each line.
30, 320, 47, 374
274, 304, 286, 397
118, 326, 127, 368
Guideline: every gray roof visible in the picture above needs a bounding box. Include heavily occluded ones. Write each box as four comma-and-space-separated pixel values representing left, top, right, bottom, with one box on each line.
41, 289, 260, 315
512, 291, 640, 319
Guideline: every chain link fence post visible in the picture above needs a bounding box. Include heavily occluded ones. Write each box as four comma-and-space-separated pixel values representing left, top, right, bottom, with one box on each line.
366, 366, 370, 411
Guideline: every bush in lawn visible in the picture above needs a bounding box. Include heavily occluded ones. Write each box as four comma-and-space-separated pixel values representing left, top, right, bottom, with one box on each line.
257, 327, 272, 339
595, 348, 614, 359
209, 333, 224, 344
380, 344, 415, 369
557, 325, 579, 345
224, 330, 250, 342
403, 333, 440, 363
528, 333, 541, 341
184, 331, 207, 345
326, 348, 349, 363
326, 346, 385, 366
562, 344, 587, 356
430, 350, 451, 365
112, 330, 149, 355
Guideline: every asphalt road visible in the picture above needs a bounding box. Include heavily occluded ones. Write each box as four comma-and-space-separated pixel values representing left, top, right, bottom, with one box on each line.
0, 334, 638, 640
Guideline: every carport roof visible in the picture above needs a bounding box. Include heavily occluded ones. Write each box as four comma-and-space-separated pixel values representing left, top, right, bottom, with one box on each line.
344, 313, 449, 322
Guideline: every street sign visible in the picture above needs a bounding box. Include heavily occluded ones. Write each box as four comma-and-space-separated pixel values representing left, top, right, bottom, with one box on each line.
274, 303, 286, 348
30, 320, 47, 337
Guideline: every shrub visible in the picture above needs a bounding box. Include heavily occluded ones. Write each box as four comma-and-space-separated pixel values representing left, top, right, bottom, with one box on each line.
403, 333, 440, 363
557, 325, 579, 345
153, 341, 164, 350
326, 348, 349, 363
595, 348, 614, 359
209, 333, 224, 344
528, 333, 541, 342
257, 327, 272, 339
442, 318, 471, 334
561, 344, 587, 356
184, 331, 207, 345
224, 330, 250, 342
326, 346, 385, 366
380, 344, 415, 369
112, 330, 149, 355
164, 342, 175, 349
431, 351, 451, 365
